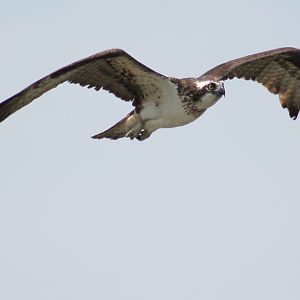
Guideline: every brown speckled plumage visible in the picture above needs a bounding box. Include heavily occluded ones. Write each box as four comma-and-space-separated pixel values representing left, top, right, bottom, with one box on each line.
0, 49, 166, 123
1, 47, 300, 141
199, 47, 300, 119
171, 78, 207, 117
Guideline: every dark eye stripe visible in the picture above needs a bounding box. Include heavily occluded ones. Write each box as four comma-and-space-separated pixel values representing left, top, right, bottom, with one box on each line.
206, 83, 216, 90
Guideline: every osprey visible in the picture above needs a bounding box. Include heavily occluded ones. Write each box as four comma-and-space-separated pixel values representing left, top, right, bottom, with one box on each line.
1, 47, 300, 141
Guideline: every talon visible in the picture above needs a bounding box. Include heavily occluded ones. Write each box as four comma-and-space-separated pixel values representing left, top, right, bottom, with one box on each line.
136, 129, 151, 141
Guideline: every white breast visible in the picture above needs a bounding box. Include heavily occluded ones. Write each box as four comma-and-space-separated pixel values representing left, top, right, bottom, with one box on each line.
140, 79, 201, 131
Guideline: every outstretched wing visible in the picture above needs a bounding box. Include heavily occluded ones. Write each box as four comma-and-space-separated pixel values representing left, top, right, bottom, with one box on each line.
199, 47, 300, 119
0, 49, 167, 122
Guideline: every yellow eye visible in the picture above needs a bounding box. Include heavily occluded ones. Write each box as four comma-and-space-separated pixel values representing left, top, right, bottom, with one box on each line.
206, 83, 216, 91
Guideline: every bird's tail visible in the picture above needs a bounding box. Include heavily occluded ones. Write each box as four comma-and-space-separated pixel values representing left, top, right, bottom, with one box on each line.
91, 111, 143, 140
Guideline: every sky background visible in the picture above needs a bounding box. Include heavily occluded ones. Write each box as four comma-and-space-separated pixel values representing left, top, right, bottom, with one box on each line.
1, 1, 300, 299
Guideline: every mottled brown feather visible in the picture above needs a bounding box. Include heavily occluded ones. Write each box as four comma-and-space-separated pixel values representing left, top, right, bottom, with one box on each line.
199, 47, 300, 119
0, 49, 166, 122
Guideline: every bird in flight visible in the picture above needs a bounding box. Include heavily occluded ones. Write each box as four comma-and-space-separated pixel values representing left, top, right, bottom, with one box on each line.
0, 47, 300, 141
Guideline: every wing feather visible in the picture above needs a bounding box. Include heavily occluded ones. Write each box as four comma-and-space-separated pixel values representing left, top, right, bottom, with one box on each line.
0, 49, 167, 122
199, 47, 300, 119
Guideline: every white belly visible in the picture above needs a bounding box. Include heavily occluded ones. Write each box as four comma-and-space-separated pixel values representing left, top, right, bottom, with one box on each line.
139, 79, 199, 131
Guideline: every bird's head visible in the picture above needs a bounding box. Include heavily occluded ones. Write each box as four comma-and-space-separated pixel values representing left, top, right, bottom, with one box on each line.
194, 80, 225, 108
195, 80, 225, 97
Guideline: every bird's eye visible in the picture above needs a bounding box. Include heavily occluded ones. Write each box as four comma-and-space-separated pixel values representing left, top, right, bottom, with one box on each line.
206, 83, 216, 91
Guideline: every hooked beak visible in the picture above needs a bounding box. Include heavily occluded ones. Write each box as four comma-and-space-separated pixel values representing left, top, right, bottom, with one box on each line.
217, 82, 225, 97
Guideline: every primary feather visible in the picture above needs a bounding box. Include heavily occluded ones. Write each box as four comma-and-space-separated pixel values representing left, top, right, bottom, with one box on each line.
1, 47, 299, 141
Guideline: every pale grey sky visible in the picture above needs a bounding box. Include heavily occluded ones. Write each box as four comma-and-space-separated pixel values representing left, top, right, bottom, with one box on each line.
1, 1, 300, 299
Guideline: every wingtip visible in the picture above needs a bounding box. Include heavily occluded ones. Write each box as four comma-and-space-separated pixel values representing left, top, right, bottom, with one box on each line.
291, 113, 298, 121
91, 133, 104, 139
288, 108, 299, 120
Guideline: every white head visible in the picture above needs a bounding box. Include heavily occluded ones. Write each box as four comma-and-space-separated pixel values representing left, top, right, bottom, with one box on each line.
194, 80, 225, 109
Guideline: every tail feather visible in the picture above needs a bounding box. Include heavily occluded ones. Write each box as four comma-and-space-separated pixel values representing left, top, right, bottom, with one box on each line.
92, 111, 142, 140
